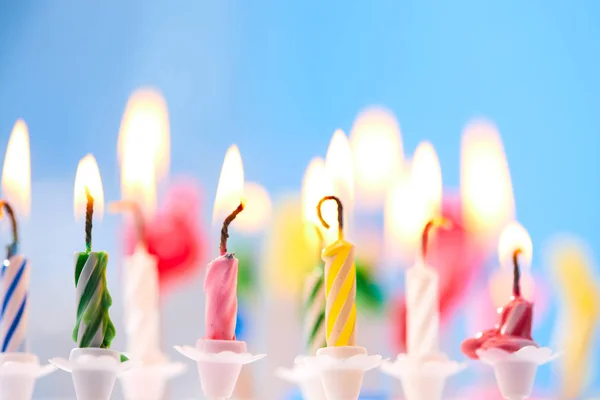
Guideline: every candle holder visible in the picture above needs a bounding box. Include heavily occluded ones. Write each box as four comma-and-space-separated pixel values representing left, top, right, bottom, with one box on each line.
477, 346, 559, 400
118, 360, 186, 400
305, 346, 382, 400
275, 356, 327, 400
381, 353, 465, 400
174, 339, 265, 400
50, 348, 136, 400
0, 353, 56, 400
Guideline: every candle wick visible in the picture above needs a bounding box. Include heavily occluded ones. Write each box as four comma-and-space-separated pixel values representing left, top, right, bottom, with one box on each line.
512, 248, 522, 297
85, 187, 94, 253
220, 202, 244, 256
0, 200, 19, 258
421, 216, 452, 260
317, 195, 344, 241
109, 200, 146, 249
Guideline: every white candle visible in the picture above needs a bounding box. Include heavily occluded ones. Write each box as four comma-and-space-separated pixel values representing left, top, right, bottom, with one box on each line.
123, 244, 166, 363
406, 256, 439, 357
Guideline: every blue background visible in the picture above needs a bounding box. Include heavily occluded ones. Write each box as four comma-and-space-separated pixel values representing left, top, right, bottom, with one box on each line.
0, 0, 598, 398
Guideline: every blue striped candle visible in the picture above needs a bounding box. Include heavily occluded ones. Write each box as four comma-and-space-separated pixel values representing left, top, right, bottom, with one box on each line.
0, 242, 30, 352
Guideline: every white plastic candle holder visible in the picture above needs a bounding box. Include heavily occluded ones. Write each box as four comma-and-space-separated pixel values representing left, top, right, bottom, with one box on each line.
381, 353, 466, 400
275, 355, 327, 400
305, 346, 382, 400
49, 348, 137, 400
476, 346, 559, 400
118, 360, 186, 400
174, 339, 266, 400
0, 352, 56, 400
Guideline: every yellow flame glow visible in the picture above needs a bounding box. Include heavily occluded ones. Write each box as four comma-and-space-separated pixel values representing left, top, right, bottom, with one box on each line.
2, 119, 31, 217
74, 154, 104, 221
461, 120, 515, 247
384, 142, 442, 262
302, 157, 336, 244
235, 182, 272, 234
498, 221, 533, 270
325, 129, 354, 211
213, 145, 245, 225
349, 107, 403, 210
118, 89, 170, 215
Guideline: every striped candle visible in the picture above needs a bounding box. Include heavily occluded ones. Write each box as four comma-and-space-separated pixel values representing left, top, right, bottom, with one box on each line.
73, 250, 115, 348
317, 196, 356, 348
303, 265, 326, 355
0, 243, 30, 353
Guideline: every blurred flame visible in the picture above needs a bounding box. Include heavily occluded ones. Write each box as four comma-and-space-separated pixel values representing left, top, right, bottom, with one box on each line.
74, 154, 104, 221
2, 119, 31, 217
118, 89, 170, 215
325, 129, 354, 215
235, 182, 272, 234
350, 107, 403, 210
213, 145, 245, 225
498, 221, 533, 269
384, 142, 442, 262
302, 157, 336, 244
461, 120, 515, 246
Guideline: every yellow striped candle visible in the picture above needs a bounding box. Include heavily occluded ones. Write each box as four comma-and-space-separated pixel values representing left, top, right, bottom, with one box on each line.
317, 196, 356, 347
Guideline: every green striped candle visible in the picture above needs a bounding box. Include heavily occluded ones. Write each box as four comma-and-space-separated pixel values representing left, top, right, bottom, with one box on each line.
72, 188, 116, 348
303, 265, 326, 355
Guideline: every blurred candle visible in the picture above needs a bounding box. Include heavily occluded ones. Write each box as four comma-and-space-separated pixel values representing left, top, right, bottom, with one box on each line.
73, 155, 115, 348
406, 218, 450, 357
349, 107, 403, 210
0, 120, 31, 352
317, 196, 356, 347
303, 228, 326, 355
461, 120, 515, 249
235, 182, 272, 235
116, 90, 171, 363
385, 141, 442, 263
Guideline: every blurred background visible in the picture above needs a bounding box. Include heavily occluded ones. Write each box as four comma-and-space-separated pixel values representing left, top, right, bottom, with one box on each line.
0, 0, 599, 399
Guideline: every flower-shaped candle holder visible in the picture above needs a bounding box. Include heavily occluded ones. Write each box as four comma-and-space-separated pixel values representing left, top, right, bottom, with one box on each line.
381, 353, 466, 400
175, 339, 265, 400
305, 346, 382, 400
477, 346, 559, 400
50, 348, 136, 400
0, 353, 56, 400
275, 356, 327, 400
118, 360, 186, 400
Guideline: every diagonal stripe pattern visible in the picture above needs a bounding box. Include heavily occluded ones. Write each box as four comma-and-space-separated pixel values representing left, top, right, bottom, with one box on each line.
0, 255, 30, 352
73, 251, 116, 348
406, 264, 439, 357
303, 266, 326, 355
322, 240, 356, 347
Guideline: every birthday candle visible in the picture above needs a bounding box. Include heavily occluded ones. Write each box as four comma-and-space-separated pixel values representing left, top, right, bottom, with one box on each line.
317, 196, 356, 347
406, 218, 450, 358
0, 202, 30, 352
205, 202, 244, 340
303, 264, 326, 355
72, 187, 116, 348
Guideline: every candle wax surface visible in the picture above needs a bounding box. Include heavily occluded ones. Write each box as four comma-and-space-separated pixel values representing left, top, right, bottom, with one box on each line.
461, 296, 538, 360
204, 253, 238, 340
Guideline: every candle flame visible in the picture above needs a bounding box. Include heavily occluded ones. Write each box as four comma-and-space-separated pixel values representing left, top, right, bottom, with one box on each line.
461, 120, 515, 246
498, 221, 533, 270
302, 157, 336, 244
325, 129, 354, 214
349, 107, 403, 210
384, 141, 442, 262
1, 119, 31, 217
118, 89, 170, 216
74, 154, 104, 220
213, 145, 245, 225
235, 182, 272, 234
